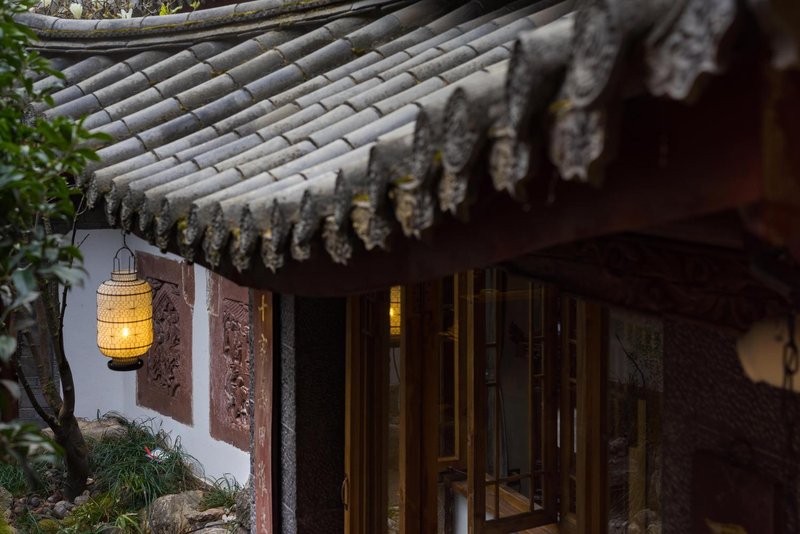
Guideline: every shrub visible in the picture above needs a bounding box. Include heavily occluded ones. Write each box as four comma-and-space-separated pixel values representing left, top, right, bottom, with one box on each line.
88, 415, 200, 511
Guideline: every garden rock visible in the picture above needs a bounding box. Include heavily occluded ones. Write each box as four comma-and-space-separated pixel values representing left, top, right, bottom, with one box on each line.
186, 507, 224, 527
193, 528, 228, 534
147, 490, 204, 534
52, 500, 69, 519
0, 486, 11, 514
42, 417, 125, 442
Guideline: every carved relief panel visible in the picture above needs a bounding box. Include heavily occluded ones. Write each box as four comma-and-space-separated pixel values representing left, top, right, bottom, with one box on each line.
208, 273, 251, 450
136, 252, 194, 425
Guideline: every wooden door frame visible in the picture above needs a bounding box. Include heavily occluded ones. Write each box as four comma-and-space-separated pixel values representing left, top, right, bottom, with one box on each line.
345, 291, 390, 534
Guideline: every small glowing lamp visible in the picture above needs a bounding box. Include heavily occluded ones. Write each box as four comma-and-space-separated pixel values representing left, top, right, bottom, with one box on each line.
389, 286, 401, 338
96, 238, 153, 371
737, 315, 800, 392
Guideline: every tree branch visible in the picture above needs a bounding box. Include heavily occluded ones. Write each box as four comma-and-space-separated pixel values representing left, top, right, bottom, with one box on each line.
55, 194, 85, 417
12, 337, 58, 430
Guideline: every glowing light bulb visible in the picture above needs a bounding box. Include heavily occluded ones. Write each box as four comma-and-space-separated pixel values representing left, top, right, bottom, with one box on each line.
122, 327, 130, 338
389, 308, 394, 317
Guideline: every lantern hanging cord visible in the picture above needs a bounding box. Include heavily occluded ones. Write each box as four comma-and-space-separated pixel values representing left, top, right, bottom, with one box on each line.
113, 231, 136, 273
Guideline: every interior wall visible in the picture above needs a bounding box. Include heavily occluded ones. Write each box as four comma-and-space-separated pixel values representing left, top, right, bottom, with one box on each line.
63, 229, 250, 482
662, 319, 800, 533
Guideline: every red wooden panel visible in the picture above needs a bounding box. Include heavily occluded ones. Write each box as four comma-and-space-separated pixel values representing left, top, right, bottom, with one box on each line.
253, 290, 273, 534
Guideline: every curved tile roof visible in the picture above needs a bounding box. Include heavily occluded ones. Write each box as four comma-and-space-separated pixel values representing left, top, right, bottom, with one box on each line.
19, 0, 800, 285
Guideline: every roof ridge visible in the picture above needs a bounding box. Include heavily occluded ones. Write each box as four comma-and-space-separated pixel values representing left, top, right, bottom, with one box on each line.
17, 0, 413, 51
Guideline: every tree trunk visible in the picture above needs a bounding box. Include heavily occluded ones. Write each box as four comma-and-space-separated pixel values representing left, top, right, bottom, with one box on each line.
55, 413, 89, 500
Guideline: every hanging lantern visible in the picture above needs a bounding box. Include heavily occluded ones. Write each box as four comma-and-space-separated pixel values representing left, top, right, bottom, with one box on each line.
96, 237, 153, 371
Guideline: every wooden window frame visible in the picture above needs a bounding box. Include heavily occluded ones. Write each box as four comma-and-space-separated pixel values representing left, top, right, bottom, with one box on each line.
344, 274, 609, 534
466, 272, 559, 534
560, 296, 607, 534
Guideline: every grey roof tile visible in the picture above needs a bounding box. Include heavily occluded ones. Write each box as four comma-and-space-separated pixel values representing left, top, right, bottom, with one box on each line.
236, 102, 302, 136
151, 127, 220, 159
307, 107, 380, 147
346, 72, 417, 111
343, 104, 419, 148
282, 104, 354, 145
243, 64, 306, 100
120, 98, 184, 135
236, 140, 316, 177
217, 136, 292, 172
225, 52, 286, 85
176, 74, 238, 109
34, 55, 114, 92
28, 0, 617, 276
270, 138, 353, 179
191, 88, 259, 126
317, 77, 382, 109
138, 112, 204, 149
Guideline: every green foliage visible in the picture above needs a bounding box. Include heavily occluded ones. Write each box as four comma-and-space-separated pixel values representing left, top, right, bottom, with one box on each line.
0, 0, 105, 479
14, 510, 42, 533
33, 0, 203, 20
0, 513, 14, 534
0, 422, 62, 489
59, 493, 141, 534
200, 474, 240, 511
0, 460, 58, 498
88, 415, 199, 512
0, 460, 30, 495
0, 0, 102, 355
35, 519, 58, 534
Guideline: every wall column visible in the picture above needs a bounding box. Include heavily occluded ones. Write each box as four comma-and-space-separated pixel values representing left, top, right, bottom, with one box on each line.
276, 295, 346, 534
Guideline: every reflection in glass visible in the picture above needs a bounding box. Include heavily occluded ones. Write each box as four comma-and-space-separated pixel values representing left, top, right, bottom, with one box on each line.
607, 310, 663, 534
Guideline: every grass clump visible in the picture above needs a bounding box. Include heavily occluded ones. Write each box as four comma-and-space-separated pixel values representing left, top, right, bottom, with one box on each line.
59, 494, 141, 534
0, 462, 28, 496
88, 415, 200, 512
0, 461, 56, 498
200, 475, 240, 511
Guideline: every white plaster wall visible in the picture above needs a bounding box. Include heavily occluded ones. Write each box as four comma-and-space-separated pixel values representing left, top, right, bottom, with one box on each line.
63, 229, 250, 482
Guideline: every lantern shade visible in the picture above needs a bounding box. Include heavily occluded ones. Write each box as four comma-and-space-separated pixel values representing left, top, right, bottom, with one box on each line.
97, 269, 153, 371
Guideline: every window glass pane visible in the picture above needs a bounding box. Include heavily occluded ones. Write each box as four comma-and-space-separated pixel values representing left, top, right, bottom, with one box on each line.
439, 277, 457, 458
480, 270, 542, 520
607, 309, 663, 534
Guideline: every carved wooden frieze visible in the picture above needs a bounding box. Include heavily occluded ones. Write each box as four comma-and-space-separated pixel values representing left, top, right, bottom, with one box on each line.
509, 235, 786, 332
208, 273, 251, 450
136, 252, 194, 425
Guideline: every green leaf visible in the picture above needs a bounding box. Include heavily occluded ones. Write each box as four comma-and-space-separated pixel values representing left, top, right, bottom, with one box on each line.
0, 379, 19, 399
0, 334, 16, 363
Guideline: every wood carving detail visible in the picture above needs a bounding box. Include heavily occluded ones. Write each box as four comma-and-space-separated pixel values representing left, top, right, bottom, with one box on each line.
510, 236, 786, 331
136, 252, 193, 426
209, 273, 251, 451
145, 279, 183, 399
221, 300, 250, 433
